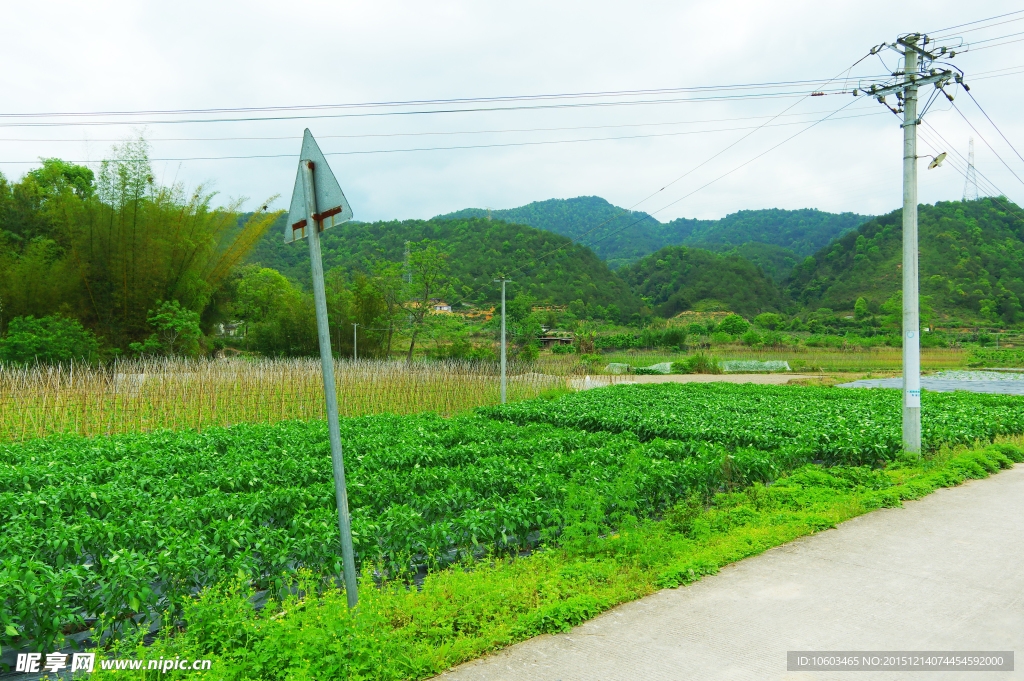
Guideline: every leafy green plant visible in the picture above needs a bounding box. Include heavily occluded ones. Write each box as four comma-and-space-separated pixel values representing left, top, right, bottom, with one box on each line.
671, 353, 722, 374
0, 315, 100, 365
717, 314, 750, 335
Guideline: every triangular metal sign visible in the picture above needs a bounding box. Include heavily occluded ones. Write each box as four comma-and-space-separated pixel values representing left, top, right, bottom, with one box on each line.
285, 129, 354, 243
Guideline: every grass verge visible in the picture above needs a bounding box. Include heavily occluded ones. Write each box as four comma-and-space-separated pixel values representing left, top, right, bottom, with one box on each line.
91, 442, 1023, 681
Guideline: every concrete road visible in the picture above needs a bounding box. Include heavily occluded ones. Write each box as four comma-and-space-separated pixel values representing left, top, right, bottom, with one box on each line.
436, 466, 1024, 680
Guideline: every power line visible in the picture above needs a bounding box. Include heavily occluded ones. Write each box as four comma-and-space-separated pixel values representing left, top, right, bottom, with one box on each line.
968, 30, 1024, 45
919, 123, 1021, 208
0, 90, 856, 129
949, 100, 1024, 189
967, 37, 1024, 52
964, 90, 1024, 167
937, 15, 1024, 39
0, 77, 886, 120
927, 9, 1024, 35
0, 111, 887, 165
0, 105, 884, 144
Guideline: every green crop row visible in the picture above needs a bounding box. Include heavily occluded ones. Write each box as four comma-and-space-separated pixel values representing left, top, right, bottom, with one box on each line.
479, 383, 1024, 463
2, 415, 780, 653
3, 383, 1022, 654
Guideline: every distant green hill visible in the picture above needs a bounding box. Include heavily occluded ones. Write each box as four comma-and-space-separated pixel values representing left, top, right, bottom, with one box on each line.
437, 197, 870, 271
690, 241, 800, 283
785, 198, 1024, 325
617, 246, 784, 318
247, 215, 638, 311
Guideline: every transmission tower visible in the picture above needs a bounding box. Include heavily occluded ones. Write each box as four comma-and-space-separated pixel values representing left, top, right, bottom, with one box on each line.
403, 240, 411, 284
962, 137, 979, 201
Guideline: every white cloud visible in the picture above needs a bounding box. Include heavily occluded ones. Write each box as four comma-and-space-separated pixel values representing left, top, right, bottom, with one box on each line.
1, 0, 1021, 222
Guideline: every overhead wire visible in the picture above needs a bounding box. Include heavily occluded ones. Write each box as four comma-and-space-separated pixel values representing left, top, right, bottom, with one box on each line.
963, 89, 1024, 166
967, 37, 1024, 52
948, 100, 1024, 188
0, 105, 884, 144
0, 90, 857, 129
919, 122, 1023, 214
933, 14, 1024, 38
487, 51, 878, 284
521, 96, 864, 279
0, 111, 888, 165
0, 77, 890, 120
927, 9, 1024, 35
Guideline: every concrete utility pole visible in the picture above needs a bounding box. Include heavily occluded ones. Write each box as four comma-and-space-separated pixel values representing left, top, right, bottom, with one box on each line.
901, 39, 922, 454
494, 277, 510, 403
352, 323, 358, 361
862, 34, 958, 456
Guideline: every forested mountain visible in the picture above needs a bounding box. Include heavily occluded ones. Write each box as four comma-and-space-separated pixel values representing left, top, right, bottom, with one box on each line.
689, 241, 799, 282
437, 197, 870, 270
247, 214, 639, 311
617, 246, 783, 318
438, 197, 662, 270
785, 198, 1024, 325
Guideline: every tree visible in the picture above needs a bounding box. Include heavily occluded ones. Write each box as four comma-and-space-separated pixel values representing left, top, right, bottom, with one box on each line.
128, 300, 203, 356
0, 315, 99, 365
0, 141, 281, 349
27, 159, 95, 199
718, 314, 749, 335
753, 312, 783, 330
368, 259, 406, 356
854, 296, 870, 320
404, 240, 450, 361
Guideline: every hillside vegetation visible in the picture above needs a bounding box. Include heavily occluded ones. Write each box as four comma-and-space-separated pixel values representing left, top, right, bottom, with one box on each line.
616, 246, 783, 318
248, 214, 638, 311
438, 197, 870, 270
786, 198, 1024, 325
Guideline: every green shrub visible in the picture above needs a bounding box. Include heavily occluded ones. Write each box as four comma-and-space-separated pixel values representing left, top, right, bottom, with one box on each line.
717, 314, 749, 335
741, 329, 763, 346
0, 315, 100, 365
671, 353, 722, 374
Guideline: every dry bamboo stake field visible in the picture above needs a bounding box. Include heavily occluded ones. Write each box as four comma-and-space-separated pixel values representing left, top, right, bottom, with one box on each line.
0, 356, 587, 442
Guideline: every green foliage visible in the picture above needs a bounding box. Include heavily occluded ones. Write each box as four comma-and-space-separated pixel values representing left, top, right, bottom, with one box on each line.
481, 383, 1024, 463
0, 144, 279, 348
247, 214, 638, 314
128, 300, 203, 356
4, 382, 1023, 657
0, 315, 100, 365
753, 312, 783, 330
617, 247, 782, 318
693, 241, 799, 282
854, 296, 870, 320
740, 329, 762, 346
26, 158, 95, 199
88, 445, 1018, 680
670, 353, 722, 374
966, 347, 1024, 367
786, 198, 1024, 324
717, 313, 750, 335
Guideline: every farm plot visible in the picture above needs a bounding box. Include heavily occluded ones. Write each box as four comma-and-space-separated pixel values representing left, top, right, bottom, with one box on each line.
3, 383, 1022, 653
1, 415, 761, 652
479, 382, 1024, 463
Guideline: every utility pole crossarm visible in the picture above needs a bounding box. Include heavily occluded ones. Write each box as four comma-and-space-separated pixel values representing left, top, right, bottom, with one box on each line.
866, 70, 953, 99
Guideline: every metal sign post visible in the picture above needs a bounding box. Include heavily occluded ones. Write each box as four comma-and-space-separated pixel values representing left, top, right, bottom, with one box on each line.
287, 129, 358, 607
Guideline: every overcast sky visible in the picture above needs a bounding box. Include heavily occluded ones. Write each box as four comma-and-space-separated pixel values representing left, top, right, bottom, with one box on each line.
2, 0, 1022, 225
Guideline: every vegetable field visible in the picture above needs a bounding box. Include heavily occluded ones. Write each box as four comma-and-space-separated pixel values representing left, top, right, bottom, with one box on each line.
2, 382, 1022, 654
